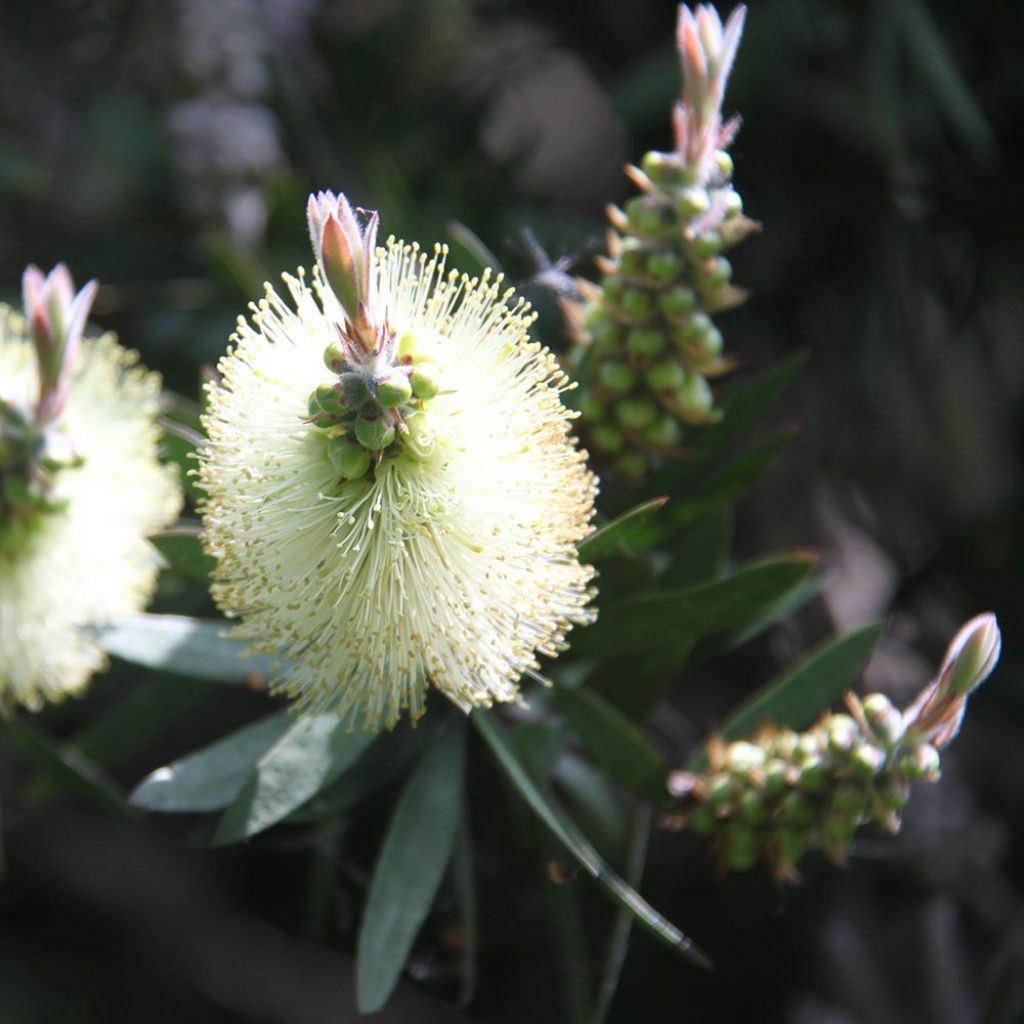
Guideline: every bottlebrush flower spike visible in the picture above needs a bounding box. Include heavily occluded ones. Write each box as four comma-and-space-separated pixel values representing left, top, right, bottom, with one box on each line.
564, 4, 754, 480
199, 193, 597, 731
0, 267, 181, 710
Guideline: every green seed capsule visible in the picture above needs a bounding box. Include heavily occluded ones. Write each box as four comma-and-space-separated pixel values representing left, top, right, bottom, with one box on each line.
376, 370, 413, 407
863, 693, 904, 746
597, 361, 635, 396
739, 789, 767, 824
722, 190, 743, 218
327, 437, 372, 479
703, 257, 732, 288
780, 791, 816, 826
646, 360, 686, 391
626, 328, 664, 358
850, 742, 886, 779
323, 342, 346, 372
410, 363, 442, 401
714, 150, 734, 179
619, 243, 647, 278
763, 759, 789, 798
827, 715, 859, 756
798, 756, 829, 793
315, 382, 347, 416
354, 416, 396, 451
898, 743, 941, 783
641, 150, 673, 183
616, 399, 657, 431
774, 828, 808, 868
307, 390, 325, 418
404, 410, 439, 460
622, 288, 654, 322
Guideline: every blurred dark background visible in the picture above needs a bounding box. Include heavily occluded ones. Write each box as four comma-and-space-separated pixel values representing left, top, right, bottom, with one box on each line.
2, 0, 1023, 1021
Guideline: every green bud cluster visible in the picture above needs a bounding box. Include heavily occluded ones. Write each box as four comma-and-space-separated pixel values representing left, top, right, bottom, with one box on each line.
668, 691, 945, 880
566, 146, 758, 479
0, 397, 78, 550
305, 330, 443, 482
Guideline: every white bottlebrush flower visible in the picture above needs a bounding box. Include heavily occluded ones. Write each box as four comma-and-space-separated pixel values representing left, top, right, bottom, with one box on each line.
199, 192, 597, 730
0, 266, 182, 710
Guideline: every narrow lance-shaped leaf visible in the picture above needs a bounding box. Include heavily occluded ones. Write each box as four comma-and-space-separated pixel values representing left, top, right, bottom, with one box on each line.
474, 709, 711, 968
357, 726, 466, 1013
131, 711, 292, 813
94, 614, 275, 684
552, 684, 667, 801
579, 496, 669, 561
214, 714, 378, 843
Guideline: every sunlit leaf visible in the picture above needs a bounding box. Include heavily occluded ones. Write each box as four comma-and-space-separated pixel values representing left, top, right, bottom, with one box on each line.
214, 714, 378, 843
131, 711, 291, 813
94, 614, 275, 684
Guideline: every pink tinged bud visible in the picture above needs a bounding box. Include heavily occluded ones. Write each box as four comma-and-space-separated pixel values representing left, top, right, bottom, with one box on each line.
939, 612, 1001, 699
319, 211, 362, 321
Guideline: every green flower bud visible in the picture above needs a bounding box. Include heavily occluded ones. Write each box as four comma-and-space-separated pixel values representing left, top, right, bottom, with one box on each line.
863, 693, 904, 746
659, 285, 697, 320
404, 410, 441, 461
739, 789, 767, 824
771, 730, 799, 760
591, 424, 624, 454
898, 743, 941, 783
726, 741, 766, 776
830, 785, 867, 821
674, 374, 715, 422
691, 232, 723, 258
794, 733, 821, 764
315, 382, 347, 416
675, 185, 710, 218
641, 150, 675, 184
597, 361, 635, 396
601, 276, 624, 304
354, 415, 396, 451
626, 328, 665, 358
646, 360, 687, 392
327, 437, 372, 479
619, 242, 648, 279
774, 828, 808, 868
307, 390, 326, 418
823, 816, 856, 851
616, 399, 658, 431
878, 778, 910, 814
323, 341, 346, 372
690, 805, 718, 836
583, 302, 608, 330
376, 369, 413, 407
702, 257, 732, 288
780, 791, 816, 826
722, 190, 743, 219
726, 824, 760, 871
705, 773, 734, 811
648, 251, 681, 284
827, 714, 859, 756
798, 756, 829, 793
622, 288, 654, 322
410, 363, 442, 401
763, 758, 789, 798
850, 742, 886, 779
714, 150, 734, 179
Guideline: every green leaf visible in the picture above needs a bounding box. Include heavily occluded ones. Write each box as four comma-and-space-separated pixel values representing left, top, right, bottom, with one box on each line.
589, 804, 652, 1024
94, 614, 275, 684
691, 625, 883, 770
130, 711, 291, 813
474, 709, 710, 968
357, 727, 466, 1013
153, 522, 216, 583
665, 431, 793, 529
552, 685, 666, 800
578, 497, 669, 562
214, 714, 378, 843
660, 508, 733, 589
575, 554, 817, 659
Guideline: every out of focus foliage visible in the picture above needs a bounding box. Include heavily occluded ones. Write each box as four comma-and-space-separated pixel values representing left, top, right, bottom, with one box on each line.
2, 1, 1023, 1022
